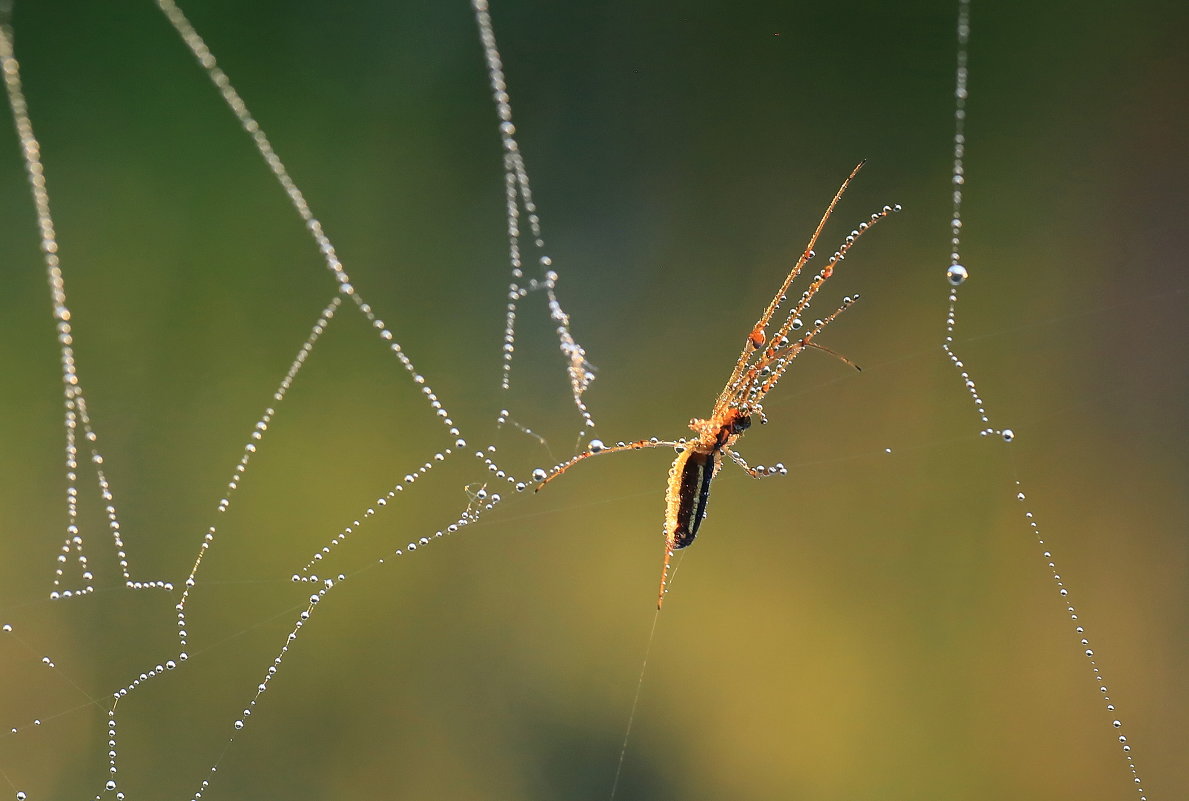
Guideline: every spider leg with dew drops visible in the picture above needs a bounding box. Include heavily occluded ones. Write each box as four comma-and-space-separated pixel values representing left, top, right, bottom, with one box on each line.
536, 161, 901, 608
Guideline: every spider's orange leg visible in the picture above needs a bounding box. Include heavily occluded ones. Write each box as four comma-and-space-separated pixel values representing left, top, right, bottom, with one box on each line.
657, 541, 675, 609
535, 438, 683, 491
716, 163, 871, 410
757, 297, 864, 398
767, 200, 898, 356
750, 162, 866, 339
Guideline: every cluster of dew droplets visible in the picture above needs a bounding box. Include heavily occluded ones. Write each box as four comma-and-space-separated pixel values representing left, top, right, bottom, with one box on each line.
939, 0, 1010, 442
1015, 485, 1147, 799
473, 0, 597, 439
939, 3, 1147, 796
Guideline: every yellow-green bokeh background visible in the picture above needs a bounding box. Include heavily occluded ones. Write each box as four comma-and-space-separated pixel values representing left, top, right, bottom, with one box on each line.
0, 1, 1185, 799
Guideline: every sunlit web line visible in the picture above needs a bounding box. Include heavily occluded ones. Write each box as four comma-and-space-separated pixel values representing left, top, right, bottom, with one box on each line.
939, 0, 1011, 443
939, 2, 1148, 797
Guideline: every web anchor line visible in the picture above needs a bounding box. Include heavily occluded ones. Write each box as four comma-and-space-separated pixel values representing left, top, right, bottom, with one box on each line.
940, 2, 1148, 797
940, 0, 1011, 444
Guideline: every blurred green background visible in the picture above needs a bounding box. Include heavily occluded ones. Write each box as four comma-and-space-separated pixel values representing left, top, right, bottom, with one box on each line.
0, 0, 1185, 799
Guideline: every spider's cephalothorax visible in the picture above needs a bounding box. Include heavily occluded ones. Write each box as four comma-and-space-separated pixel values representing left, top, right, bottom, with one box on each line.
666, 409, 752, 550
536, 163, 899, 607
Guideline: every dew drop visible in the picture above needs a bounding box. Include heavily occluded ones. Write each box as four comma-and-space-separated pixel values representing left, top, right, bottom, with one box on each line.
588, 439, 605, 453
946, 264, 968, 285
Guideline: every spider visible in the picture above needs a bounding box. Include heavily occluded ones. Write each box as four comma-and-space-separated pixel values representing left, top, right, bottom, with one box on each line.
536, 162, 898, 608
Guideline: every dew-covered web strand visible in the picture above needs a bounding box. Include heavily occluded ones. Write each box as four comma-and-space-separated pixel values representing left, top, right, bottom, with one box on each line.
0, 6, 172, 603
2, 8, 179, 798
474, 0, 670, 790
940, 0, 1008, 443
0, 8, 289, 791
940, 1, 1147, 796
472, 0, 598, 461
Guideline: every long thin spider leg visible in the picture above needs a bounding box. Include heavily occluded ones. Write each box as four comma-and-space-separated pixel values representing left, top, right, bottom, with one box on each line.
803, 339, 862, 371
725, 447, 788, 478
748, 162, 866, 343
721, 201, 892, 416
766, 202, 897, 357
725, 290, 863, 411
747, 296, 863, 404
535, 438, 683, 491
727, 343, 806, 412
716, 163, 866, 403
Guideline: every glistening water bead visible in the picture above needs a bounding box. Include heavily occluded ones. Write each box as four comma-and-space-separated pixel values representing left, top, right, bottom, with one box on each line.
946, 264, 968, 285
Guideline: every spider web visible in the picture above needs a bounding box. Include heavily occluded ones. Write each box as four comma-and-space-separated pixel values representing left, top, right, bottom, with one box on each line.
0, 1, 1185, 800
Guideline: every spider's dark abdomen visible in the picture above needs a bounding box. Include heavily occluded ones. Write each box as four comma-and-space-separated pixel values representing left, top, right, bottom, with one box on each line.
669, 449, 716, 549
